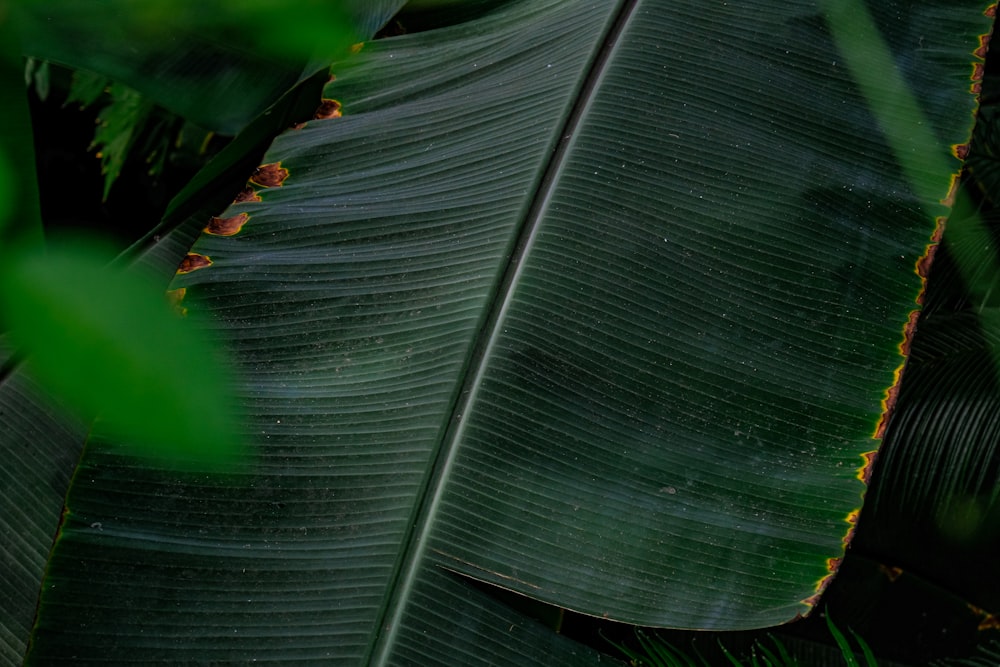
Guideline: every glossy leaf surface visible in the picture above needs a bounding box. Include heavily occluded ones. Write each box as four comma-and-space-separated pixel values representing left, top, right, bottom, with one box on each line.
22, 0, 989, 663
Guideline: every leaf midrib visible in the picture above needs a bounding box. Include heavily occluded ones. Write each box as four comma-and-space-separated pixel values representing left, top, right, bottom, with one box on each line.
364, 0, 640, 663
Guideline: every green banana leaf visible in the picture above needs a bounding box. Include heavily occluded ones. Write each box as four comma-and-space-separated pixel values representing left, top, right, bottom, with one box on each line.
4, 0, 991, 663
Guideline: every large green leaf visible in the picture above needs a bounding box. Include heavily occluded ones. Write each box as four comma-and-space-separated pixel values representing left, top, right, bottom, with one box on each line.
16, 0, 989, 663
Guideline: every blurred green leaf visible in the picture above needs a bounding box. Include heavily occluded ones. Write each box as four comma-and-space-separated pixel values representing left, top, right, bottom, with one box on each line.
0, 8, 42, 252
14, 0, 406, 134
0, 243, 245, 469
23, 57, 49, 101
0, 146, 14, 233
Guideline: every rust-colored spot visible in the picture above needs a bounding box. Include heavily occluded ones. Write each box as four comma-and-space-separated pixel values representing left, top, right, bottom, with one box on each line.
901, 309, 921, 353
875, 221, 944, 438
176, 253, 212, 274
838, 509, 861, 554
291, 122, 307, 131
976, 614, 1000, 632
969, 604, 1000, 631
916, 247, 940, 303
856, 451, 879, 485
980, 616, 1000, 632
878, 564, 904, 582
250, 162, 288, 188
205, 212, 249, 237
914, 220, 943, 305
800, 557, 845, 609
314, 99, 342, 120
942, 175, 961, 209
233, 186, 261, 204
800, 559, 842, 609
975, 33, 991, 60
954, 143, 971, 161
843, 508, 860, 542
875, 366, 904, 440
166, 287, 188, 317
973, 62, 986, 84
987, 4, 996, 18
929, 217, 946, 245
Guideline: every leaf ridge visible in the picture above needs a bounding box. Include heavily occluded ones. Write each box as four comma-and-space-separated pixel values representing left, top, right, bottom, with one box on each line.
366, 1, 638, 662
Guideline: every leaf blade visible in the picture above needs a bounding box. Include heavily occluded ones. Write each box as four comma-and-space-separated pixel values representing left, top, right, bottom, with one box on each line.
23, 0, 989, 661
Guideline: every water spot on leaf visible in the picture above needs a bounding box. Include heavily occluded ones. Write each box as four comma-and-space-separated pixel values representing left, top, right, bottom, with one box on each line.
205, 212, 249, 236
177, 253, 212, 274
250, 162, 288, 188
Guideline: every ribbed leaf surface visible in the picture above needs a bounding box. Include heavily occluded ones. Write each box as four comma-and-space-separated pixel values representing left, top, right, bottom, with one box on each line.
26, 0, 987, 663
0, 359, 86, 665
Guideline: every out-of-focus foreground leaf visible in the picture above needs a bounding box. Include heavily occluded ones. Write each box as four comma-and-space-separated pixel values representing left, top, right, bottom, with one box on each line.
0, 6, 41, 250
13, 0, 406, 134
12, 0, 992, 664
0, 244, 245, 466
0, 4, 403, 665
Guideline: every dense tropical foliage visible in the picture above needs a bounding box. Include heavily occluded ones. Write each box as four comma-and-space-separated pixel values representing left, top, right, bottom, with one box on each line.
2, 1, 998, 664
